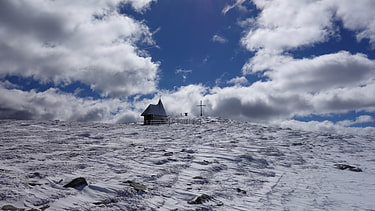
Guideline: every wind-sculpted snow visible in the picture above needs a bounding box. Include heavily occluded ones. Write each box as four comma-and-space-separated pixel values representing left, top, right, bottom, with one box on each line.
0, 118, 374, 210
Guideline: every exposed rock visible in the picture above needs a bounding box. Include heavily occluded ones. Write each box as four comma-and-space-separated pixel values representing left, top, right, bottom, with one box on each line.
40, 205, 49, 211
28, 182, 43, 186
334, 164, 362, 172
1, 204, 49, 211
191, 176, 208, 185
187, 194, 224, 206
1, 205, 24, 211
236, 188, 247, 194
93, 199, 116, 206
123, 180, 146, 193
1, 205, 21, 211
63, 177, 88, 190
77, 133, 90, 138
188, 194, 212, 204
163, 152, 174, 156
181, 149, 195, 153
28, 172, 43, 179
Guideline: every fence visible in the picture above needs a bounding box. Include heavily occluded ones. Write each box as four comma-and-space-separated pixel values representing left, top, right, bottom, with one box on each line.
142, 118, 202, 125
144, 119, 168, 125
168, 118, 202, 125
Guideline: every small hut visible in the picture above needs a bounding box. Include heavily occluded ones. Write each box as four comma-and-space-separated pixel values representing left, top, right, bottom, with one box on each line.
141, 99, 168, 125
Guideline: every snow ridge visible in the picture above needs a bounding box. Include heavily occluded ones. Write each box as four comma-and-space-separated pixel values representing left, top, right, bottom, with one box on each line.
0, 118, 374, 210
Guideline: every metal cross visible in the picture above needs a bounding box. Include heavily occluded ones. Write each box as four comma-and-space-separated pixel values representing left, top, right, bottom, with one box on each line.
196, 100, 206, 116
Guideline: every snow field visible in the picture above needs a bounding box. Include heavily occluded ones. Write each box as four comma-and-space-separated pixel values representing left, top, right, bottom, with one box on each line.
0, 118, 374, 210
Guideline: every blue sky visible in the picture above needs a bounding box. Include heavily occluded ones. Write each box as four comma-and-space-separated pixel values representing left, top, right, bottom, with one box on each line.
0, 0, 374, 135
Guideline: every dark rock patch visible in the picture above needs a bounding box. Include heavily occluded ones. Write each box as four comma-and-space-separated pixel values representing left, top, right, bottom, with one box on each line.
93, 199, 116, 206
192, 176, 208, 185
154, 159, 170, 165
236, 188, 247, 194
334, 164, 362, 172
27, 172, 43, 179
187, 194, 223, 206
40, 205, 49, 211
181, 149, 195, 153
2, 205, 23, 211
63, 177, 88, 190
122, 180, 146, 193
77, 133, 90, 138
28, 182, 43, 186
1, 204, 50, 211
163, 152, 174, 156
188, 194, 212, 204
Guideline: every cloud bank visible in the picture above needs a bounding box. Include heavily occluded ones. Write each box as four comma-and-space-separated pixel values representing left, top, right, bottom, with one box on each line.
0, 0, 159, 98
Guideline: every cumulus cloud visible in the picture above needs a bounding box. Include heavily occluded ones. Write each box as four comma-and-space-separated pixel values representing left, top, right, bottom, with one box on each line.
0, 0, 159, 98
227, 76, 249, 86
159, 85, 208, 117
264, 51, 375, 92
0, 85, 114, 122
242, 0, 375, 53
0, 81, 152, 123
241, 0, 375, 82
333, 0, 375, 47
337, 115, 375, 127
278, 119, 375, 136
226, 0, 375, 132
241, 0, 335, 52
200, 52, 375, 122
122, 0, 156, 12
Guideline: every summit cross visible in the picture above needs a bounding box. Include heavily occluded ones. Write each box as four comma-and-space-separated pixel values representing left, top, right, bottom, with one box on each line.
197, 100, 206, 117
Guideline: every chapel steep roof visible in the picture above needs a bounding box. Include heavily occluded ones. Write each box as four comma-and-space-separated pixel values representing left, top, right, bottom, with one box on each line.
141, 99, 167, 116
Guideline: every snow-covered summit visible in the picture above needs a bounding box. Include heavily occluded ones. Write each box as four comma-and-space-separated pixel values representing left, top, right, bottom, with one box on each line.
0, 119, 374, 210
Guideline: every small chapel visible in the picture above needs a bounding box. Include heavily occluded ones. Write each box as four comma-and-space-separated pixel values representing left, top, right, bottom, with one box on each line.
141, 99, 168, 125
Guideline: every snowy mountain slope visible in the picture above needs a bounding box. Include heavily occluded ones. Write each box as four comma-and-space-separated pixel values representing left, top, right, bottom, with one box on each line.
0, 118, 374, 210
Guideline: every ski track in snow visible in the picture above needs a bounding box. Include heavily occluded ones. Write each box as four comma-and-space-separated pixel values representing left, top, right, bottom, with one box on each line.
0, 118, 374, 210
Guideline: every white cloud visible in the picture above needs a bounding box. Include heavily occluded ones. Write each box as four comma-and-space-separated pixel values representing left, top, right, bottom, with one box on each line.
311, 83, 375, 114
265, 51, 375, 92
0, 81, 150, 123
278, 119, 375, 136
0, 85, 116, 122
157, 85, 208, 117
333, 0, 375, 47
0, 0, 159, 97
242, 0, 375, 53
222, 0, 246, 15
122, 0, 156, 12
242, 0, 335, 52
212, 35, 228, 44
338, 115, 374, 127
227, 76, 249, 86
229, 0, 375, 133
